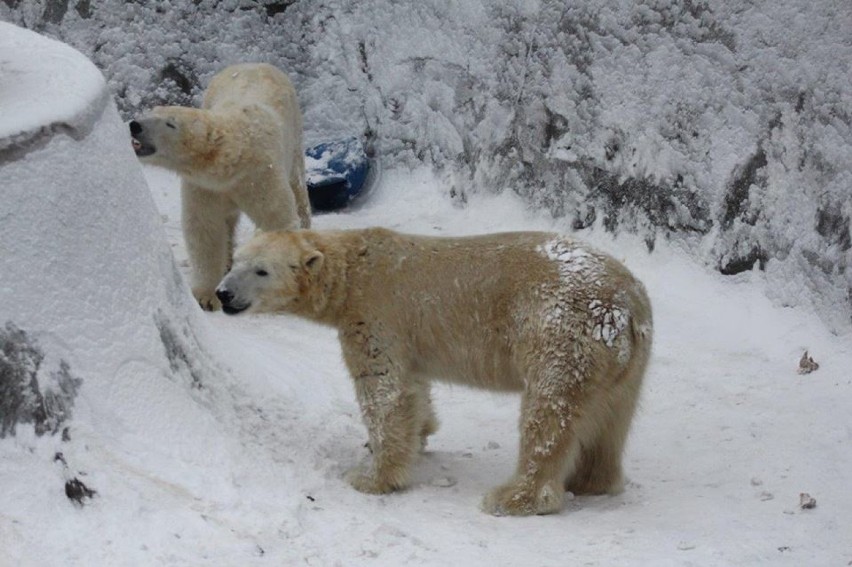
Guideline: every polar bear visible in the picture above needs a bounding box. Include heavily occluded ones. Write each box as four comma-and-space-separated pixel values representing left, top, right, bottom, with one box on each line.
215, 228, 653, 516
130, 63, 311, 310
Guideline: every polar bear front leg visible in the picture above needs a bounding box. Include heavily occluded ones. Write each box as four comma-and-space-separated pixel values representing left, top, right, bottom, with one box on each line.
182, 182, 239, 311
346, 371, 422, 494
414, 379, 439, 450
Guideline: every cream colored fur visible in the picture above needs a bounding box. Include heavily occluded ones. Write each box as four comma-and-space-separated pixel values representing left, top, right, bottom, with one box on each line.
134, 63, 310, 310
217, 228, 653, 516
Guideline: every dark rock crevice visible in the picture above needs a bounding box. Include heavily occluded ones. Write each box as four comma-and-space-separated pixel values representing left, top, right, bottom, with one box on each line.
155, 312, 205, 390
721, 147, 767, 231
0, 322, 82, 438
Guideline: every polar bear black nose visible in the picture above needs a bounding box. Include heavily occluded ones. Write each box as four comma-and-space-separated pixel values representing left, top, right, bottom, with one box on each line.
216, 288, 234, 305
129, 120, 143, 136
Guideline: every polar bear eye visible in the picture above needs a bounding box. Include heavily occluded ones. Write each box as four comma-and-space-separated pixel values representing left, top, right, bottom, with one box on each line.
255, 269, 269, 277
165, 121, 177, 130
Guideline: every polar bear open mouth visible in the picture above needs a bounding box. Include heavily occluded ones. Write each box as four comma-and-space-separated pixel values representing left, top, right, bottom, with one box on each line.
131, 137, 156, 157
128, 120, 157, 157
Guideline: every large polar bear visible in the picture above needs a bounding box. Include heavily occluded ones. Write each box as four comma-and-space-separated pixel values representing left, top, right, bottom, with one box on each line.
215, 228, 653, 516
130, 63, 311, 310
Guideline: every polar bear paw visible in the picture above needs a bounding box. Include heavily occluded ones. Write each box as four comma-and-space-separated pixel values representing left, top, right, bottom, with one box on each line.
481, 479, 564, 516
345, 465, 406, 495
192, 288, 222, 312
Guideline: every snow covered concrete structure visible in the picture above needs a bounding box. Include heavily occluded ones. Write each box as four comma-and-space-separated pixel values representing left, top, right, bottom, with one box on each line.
0, 22, 242, 560
0, 20, 218, 443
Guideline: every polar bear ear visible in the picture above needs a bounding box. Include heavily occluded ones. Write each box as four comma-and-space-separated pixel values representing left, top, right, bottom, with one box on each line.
303, 250, 324, 275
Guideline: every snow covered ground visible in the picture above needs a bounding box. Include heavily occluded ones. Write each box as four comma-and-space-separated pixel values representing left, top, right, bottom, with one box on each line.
2, 158, 850, 565
119, 165, 849, 567
3, 18, 850, 567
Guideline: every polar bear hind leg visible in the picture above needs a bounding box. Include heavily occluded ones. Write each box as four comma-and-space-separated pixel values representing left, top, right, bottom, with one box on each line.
231, 171, 301, 232
566, 331, 649, 495
482, 365, 587, 516
564, 380, 639, 496
289, 151, 311, 229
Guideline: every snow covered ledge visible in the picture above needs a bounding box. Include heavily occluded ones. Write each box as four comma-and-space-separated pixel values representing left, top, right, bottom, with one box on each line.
0, 22, 234, 555
0, 23, 107, 154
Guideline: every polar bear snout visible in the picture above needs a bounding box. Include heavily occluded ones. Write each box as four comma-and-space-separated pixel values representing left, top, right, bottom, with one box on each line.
215, 286, 249, 315
215, 287, 234, 305
128, 119, 157, 157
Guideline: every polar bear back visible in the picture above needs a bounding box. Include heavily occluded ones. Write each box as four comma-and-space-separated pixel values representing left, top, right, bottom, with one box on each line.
203, 63, 300, 120
340, 229, 652, 391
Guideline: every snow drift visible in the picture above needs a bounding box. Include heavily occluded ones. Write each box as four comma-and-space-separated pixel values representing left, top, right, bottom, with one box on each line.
2, 0, 850, 331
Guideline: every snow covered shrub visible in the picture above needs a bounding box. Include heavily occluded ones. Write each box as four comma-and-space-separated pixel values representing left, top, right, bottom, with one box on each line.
4, 0, 849, 329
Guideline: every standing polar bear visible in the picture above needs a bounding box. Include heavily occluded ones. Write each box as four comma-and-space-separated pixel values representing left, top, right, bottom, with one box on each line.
130, 63, 311, 310
216, 228, 653, 516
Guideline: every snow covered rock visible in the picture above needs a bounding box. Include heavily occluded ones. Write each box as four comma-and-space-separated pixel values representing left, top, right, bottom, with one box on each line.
0, 22, 239, 555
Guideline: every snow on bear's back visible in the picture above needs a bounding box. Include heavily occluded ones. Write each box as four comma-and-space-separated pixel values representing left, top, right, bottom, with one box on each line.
535, 236, 652, 368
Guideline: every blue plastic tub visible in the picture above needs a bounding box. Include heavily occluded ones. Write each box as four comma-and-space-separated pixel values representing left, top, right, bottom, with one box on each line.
305, 137, 375, 211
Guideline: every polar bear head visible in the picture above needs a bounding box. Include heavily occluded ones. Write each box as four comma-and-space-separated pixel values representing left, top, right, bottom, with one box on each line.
215, 231, 324, 315
129, 106, 216, 173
